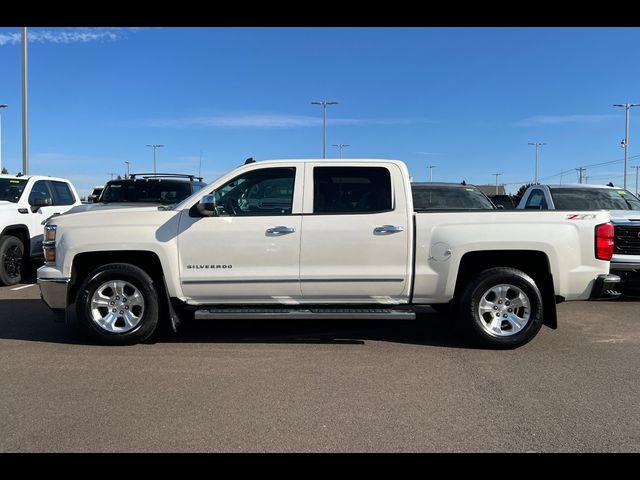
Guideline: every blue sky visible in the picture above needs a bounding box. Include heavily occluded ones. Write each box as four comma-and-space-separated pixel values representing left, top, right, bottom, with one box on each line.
1, 26, 640, 196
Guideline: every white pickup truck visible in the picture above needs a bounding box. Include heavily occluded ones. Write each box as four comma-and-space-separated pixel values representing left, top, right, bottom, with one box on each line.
0, 174, 82, 285
37, 159, 620, 348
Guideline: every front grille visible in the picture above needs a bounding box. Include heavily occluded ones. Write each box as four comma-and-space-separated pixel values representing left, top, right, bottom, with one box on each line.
614, 225, 640, 255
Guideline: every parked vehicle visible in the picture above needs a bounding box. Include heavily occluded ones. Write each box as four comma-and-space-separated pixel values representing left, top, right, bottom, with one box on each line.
66, 173, 207, 214
411, 182, 496, 210
0, 174, 81, 285
38, 159, 618, 348
517, 183, 640, 291
86, 186, 104, 204
488, 194, 516, 209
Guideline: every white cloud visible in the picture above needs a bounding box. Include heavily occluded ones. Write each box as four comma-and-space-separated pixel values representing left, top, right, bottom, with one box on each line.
515, 114, 616, 127
142, 113, 435, 129
0, 28, 143, 46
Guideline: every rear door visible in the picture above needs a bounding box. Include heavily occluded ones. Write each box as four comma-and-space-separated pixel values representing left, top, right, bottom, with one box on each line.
299, 163, 412, 302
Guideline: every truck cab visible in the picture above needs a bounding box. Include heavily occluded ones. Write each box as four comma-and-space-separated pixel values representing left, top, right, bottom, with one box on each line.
0, 174, 81, 285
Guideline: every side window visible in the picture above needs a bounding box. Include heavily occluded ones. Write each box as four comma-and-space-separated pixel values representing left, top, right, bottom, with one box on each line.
213, 167, 295, 216
28, 180, 52, 206
525, 189, 548, 209
50, 181, 76, 206
313, 166, 392, 214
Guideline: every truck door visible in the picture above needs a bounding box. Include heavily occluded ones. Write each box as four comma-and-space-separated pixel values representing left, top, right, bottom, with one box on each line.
299, 163, 411, 302
27, 180, 62, 256
178, 165, 303, 303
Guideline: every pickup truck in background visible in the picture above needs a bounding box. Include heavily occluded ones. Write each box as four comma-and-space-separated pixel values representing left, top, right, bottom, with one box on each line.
0, 174, 82, 285
411, 182, 496, 210
37, 159, 619, 348
517, 183, 640, 291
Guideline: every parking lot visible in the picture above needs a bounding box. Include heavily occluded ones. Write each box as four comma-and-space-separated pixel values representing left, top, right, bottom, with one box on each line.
0, 263, 638, 452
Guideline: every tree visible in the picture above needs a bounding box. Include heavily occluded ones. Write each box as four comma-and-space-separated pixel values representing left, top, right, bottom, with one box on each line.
512, 183, 535, 207
1, 167, 7, 174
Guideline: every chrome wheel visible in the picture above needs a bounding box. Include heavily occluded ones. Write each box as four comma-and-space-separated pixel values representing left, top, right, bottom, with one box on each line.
90, 280, 145, 333
477, 283, 531, 337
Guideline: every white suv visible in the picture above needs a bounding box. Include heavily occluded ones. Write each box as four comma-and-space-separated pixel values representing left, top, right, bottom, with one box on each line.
0, 174, 81, 285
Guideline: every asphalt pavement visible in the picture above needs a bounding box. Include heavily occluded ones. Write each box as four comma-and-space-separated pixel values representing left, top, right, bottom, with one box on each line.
0, 263, 638, 452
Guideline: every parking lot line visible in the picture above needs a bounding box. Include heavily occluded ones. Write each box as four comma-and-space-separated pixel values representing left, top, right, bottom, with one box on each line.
10, 284, 36, 291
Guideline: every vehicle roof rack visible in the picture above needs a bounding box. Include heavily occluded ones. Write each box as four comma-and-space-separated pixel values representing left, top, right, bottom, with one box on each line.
128, 173, 204, 182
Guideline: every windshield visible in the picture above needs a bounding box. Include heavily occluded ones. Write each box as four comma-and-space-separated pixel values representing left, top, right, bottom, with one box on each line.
550, 188, 640, 210
0, 179, 28, 203
99, 180, 194, 205
412, 185, 495, 210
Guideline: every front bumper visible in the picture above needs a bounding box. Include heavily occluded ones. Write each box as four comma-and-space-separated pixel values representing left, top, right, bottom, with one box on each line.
589, 274, 622, 300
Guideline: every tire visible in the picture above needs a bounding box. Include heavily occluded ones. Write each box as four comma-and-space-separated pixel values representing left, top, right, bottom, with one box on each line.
0, 235, 24, 286
74, 263, 159, 345
456, 267, 544, 349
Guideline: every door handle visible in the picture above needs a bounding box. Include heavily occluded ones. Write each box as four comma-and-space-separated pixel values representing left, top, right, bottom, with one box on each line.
266, 226, 297, 236
374, 225, 404, 235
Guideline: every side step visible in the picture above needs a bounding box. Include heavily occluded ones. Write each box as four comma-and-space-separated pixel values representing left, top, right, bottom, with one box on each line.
194, 307, 416, 321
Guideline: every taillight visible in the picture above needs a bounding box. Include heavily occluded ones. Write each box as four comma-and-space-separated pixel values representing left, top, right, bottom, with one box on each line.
595, 223, 614, 261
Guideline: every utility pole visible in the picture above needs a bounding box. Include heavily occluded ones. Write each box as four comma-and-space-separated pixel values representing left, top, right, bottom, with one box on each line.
576, 167, 586, 184
528, 142, 545, 184
145, 144, 164, 174
21, 27, 29, 175
492, 173, 502, 194
614, 103, 640, 190
311, 101, 338, 159
332, 144, 350, 159
124, 161, 130, 179
427, 165, 436, 182
0, 104, 7, 173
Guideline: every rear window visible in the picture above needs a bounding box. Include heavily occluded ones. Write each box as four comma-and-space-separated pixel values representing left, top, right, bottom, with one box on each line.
412, 185, 495, 210
550, 188, 640, 210
313, 167, 392, 214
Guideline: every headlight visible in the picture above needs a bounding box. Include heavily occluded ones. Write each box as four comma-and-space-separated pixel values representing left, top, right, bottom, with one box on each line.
43, 224, 57, 263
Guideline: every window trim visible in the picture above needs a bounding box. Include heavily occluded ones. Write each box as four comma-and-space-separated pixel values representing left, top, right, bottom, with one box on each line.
310, 165, 395, 216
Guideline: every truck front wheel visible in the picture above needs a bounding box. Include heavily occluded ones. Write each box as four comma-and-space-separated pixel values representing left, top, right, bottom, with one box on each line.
457, 267, 544, 349
75, 263, 159, 345
0, 235, 24, 286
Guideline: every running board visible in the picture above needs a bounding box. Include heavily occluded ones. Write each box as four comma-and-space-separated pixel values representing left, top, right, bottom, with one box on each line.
194, 307, 416, 321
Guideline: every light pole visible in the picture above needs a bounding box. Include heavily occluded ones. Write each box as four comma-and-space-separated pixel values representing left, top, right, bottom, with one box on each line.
21, 27, 29, 175
614, 103, 640, 190
332, 144, 350, 159
145, 144, 164, 174
0, 104, 7, 173
109, 172, 118, 180
311, 101, 338, 159
634, 165, 639, 197
492, 173, 502, 195
427, 165, 436, 182
124, 161, 130, 179
528, 142, 545, 184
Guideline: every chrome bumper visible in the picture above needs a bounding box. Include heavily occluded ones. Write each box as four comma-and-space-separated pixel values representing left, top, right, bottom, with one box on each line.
38, 277, 70, 310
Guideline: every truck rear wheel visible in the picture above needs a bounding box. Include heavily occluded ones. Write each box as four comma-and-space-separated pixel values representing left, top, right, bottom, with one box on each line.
75, 263, 159, 345
0, 235, 24, 286
457, 267, 544, 349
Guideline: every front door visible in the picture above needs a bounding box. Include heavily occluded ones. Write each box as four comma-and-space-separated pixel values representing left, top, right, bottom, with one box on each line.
178, 166, 303, 303
27, 180, 62, 256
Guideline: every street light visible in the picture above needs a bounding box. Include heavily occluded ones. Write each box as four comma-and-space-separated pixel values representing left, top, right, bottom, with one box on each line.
492, 173, 502, 195
528, 142, 546, 184
332, 144, 350, 159
0, 104, 7, 173
427, 165, 436, 182
145, 144, 164, 174
21, 27, 28, 175
614, 103, 640, 190
124, 161, 130, 179
311, 101, 338, 159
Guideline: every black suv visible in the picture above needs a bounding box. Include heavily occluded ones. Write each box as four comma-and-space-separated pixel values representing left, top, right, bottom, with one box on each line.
97, 173, 207, 205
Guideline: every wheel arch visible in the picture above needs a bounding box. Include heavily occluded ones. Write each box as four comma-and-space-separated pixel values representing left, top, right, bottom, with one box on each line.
453, 250, 557, 329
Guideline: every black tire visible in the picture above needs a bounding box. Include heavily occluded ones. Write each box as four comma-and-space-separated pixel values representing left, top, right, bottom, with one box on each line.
74, 263, 159, 345
0, 235, 24, 286
456, 267, 544, 349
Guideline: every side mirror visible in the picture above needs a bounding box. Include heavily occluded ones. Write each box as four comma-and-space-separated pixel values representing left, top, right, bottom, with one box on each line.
31, 197, 53, 212
196, 193, 218, 217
